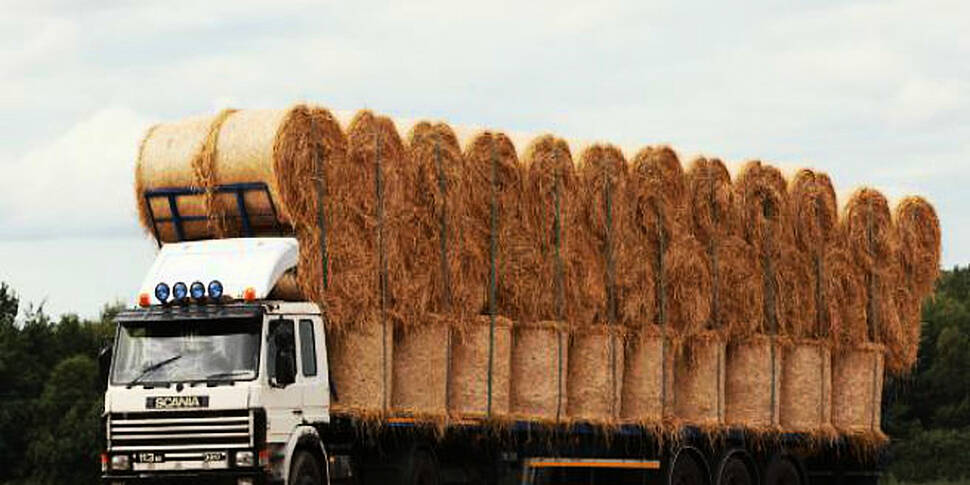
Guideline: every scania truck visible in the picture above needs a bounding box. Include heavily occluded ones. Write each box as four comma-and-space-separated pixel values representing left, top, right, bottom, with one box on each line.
98, 235, 888, 485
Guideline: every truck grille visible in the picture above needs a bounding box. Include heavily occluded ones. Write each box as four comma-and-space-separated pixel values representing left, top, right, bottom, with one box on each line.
108, 410, 253, 452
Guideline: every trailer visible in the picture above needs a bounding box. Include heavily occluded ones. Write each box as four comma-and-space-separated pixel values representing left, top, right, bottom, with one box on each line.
99, 235, 885, 485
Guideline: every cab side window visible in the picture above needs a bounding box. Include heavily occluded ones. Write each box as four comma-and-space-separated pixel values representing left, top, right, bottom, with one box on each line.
268, 319, 296, 387
299, 319, 317, 377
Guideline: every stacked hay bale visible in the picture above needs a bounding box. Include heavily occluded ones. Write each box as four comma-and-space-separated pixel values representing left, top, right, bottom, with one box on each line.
892, 197, 941, 372
687, 158, 774, 431
449, 132, 523, 421
322, 111, 407, 417
735, 162, 826, 434
389, 122, 471, 421
777, 169, 845, 436
569, 144, 629, 424
133, 105, 943, 442
626, 147, 716, 428
833, 188, 897, 439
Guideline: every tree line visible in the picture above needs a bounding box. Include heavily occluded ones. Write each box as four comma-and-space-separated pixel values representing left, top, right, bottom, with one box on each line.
0, 267, 969, 483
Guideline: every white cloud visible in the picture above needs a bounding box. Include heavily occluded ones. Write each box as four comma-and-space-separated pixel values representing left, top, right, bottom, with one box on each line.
0, 106, 151, 237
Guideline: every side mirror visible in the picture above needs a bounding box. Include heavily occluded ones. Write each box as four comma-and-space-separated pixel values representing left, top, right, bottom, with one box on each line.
98, 345, 113, 389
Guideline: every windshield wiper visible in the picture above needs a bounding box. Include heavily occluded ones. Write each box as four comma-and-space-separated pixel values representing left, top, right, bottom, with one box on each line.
205, 370, 255, 380
127, 354, 182, 387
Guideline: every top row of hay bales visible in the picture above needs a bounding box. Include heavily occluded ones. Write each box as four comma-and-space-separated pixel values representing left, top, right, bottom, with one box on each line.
134, 104, 941, 374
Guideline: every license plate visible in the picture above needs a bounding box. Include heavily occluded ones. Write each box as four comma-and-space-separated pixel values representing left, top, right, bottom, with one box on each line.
138, 452, 165, 463
203, 452, 227, 462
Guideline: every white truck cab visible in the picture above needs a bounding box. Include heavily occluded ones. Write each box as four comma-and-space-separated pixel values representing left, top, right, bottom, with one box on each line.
102, 238, 333, 484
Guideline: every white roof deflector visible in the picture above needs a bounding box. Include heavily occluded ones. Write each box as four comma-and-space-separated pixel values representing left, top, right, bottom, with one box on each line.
138, 238, 299, 303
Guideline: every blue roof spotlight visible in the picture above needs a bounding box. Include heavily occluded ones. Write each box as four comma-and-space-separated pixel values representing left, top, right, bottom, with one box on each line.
172, 282, 188, 301
154, 283, 170, 303
190, 281, 206, 301
208, 280, 224, 300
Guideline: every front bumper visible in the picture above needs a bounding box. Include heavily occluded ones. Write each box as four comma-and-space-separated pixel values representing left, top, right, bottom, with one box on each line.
102, 469, 276, 485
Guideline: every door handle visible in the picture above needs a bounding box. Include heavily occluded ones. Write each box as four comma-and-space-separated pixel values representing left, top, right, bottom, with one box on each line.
292, 409, 303, 415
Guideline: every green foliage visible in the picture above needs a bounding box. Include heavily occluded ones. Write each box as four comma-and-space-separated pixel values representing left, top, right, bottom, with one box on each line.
0, 284, 118, 485
886, 266, 970, 482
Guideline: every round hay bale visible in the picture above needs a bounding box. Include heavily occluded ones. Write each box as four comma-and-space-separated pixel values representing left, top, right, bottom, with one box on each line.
894, 196, 941, 296
135, 113, 226, 241
448, 316, 513, 419
510, 321, 569, 423
735, 161, 795, 338
823, 244, 868, 348
629, 146, 688, 255
891, 285, 921, 373
398, 122, 478, 320
844, 188, 896, 274
735, 161, 792, 254
328, 322, 393, 416
779, 339, 833, 433
463, 132, 524, 318
567, 325, 626, 424
788, 169, 840, 337
685, 156, 759, 337
665, 236, 712, 335
305, 110, 406, 330
513, 136, 582, 322
789, 169, 839, 254
832, 343, 885, 435
725, 335, 782, 429
620, 326, 672, 425
577, 144, 629, 325
686, 157, 739, 245
391, 318, 451, 419
715, 236, 763, 338
774, 244, 817, 338
843, 189, 902, 362
673, 333, 727, 426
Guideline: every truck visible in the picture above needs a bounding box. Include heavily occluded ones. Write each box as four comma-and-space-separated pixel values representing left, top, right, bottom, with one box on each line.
100, 235, 887, 485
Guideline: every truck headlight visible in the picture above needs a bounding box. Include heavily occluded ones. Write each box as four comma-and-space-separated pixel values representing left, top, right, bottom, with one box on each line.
110, 454, 131, 471
235, 450, 255, 467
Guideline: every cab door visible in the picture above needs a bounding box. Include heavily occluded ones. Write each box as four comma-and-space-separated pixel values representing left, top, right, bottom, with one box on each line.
262, 318, 305, 441
295, 316, 329, 422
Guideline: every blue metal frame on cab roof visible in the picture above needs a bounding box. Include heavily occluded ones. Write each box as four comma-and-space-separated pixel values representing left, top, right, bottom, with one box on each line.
143, 182, 284, 247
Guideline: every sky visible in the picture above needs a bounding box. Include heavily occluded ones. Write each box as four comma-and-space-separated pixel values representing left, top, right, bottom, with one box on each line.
0, 0, 968, 319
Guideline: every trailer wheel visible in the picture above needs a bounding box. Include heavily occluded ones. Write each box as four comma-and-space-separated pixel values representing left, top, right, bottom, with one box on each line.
403, 450, 439, 485
669, 449, 708, 485
290, 450, 323, 485
764, 457, 801, 485
716, 456, 753, 485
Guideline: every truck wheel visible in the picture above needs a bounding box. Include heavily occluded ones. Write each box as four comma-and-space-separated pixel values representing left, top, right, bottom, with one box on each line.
290, 450, 323, 485
764, 457, 801, 485
669, 450, 707, 485
716, 456, 753, 485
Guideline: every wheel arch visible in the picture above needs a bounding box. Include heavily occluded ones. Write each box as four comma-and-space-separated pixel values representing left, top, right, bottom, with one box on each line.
669, 444, 712, 485
284, 425, 328, 483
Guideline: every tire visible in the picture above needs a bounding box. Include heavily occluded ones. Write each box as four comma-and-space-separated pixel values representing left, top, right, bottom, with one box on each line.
403, 450, 439, 485
764, 457, 801, 485
716, 456, 753, 485
290, 450, 323, 485
669, 450, 708, 485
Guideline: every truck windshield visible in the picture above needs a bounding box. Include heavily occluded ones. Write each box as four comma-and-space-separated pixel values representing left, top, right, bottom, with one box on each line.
111, 319, 261, 386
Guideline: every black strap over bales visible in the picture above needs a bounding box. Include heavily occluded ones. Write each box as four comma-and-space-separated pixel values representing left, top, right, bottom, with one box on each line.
312, 116, 329, 290
435, 140, 452, 310
487, 140, 499, 417
375, 129, 389, 411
